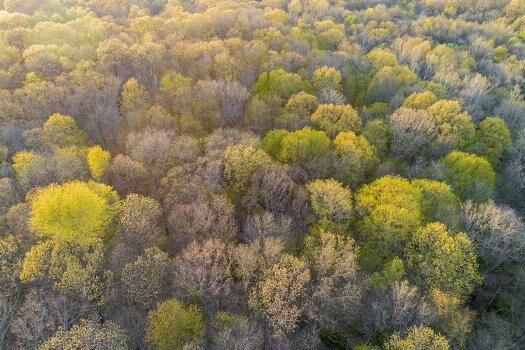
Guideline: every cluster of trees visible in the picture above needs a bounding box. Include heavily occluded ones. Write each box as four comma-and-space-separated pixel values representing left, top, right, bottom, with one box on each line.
0, 0, 524, 349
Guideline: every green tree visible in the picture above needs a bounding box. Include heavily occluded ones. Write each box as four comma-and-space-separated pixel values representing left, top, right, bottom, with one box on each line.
441, 151, 496, 202
334, 131, 378, 186
28, 181, 119, 245
384, 326, 449, 350
278, 127, 331, 166
87, 145, 111, 180
254, 69, 312, 99
262, 129, 290, 158
405, 222, 482, 298
472, 116, 512, 166
362, 119, 391, 157
310, 104, 362, 137
411, 179, 461, 231
146, 299, 205, 350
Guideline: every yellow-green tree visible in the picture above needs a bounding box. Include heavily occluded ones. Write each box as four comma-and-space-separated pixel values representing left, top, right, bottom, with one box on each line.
146, 298, 204, 350
334, 131, 378, 186
120, 77, 150, 114
310, 104, 362, 137
41, 113, 86, 148
87, 145, 111, 179
402, 91, 438, 110
312, 66, 342, 92
384, 326, 449, 350
20, 240, 110, 302
405, 223, 482, 298
224, 145, 272, 192
355, 176, 422, 271
441, 151, 495, 202
278, 127, 331, 166
427, 100, 475, 151
28, 181, 119, 245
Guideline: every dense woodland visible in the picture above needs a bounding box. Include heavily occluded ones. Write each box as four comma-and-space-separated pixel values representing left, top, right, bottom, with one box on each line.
0, 0, 524, 349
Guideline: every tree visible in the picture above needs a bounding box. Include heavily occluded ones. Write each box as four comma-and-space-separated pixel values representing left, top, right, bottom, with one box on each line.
472, 117, 512, 166
310, 104, 361, 137
334, 131, 378, 186
87, 145, 110, 180
366, 48, 398, 70
224, 144, 272, 192
430, 289, 475, 349
107, 155, 150, 196
388, 108, 436, 161
366, 280, 435, 335
402, 91, 438, 110
303, 230, 362, 335
405, 223, 482, 298
441, 151, 495, 202
233, 237, 284, 292
217, 79, 250, 127
384, 326, 449, 350
460, 201, 525, 271
362, 119, 391, 157
172, 239, 233, 314
248, 164, 296, 217
213, 312, 262, 350
126, 129, 190, 184
146, 299, 205, 350
120, 77, 150, 115
306, 179, 353, 224
427, 100, 476, 152
41, 113, 87, 149
285, 92, 319, 119
312, 66, 342, 92
28, 181, 119, 246
278, 127, 331, 166
249, 255, 310, 336
116, 194, 165, 253
12, 151, 51, 191
121, 247, 171, 308
355, 176, 422, 271
254, 69, 312, 99
20, 240, 110, 302
367, 65, 418, 103
39, 319, 129, 350
262, 129, 290, 158
411, 179, 460, 231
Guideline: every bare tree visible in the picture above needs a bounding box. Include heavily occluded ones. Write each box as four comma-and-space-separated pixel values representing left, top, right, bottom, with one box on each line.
216, 80, 250, 127
460, 201, 525, 272
388, 108, 437, 161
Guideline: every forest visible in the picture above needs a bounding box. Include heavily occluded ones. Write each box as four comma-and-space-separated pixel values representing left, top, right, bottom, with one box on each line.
0, 0, 524, 349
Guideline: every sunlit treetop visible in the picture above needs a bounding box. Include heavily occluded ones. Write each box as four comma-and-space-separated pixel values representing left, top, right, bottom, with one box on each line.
28, 181, 119, 246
